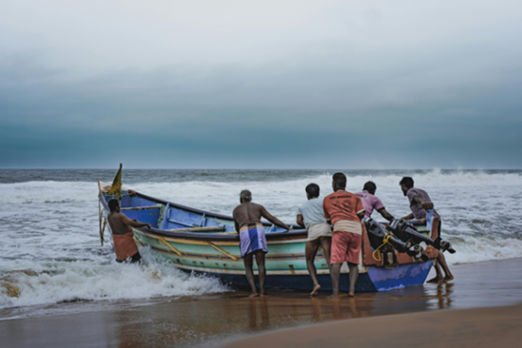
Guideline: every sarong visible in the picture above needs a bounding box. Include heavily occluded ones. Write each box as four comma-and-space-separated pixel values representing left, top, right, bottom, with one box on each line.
239, 223, 268, 257
112, 232, 139, 261
307, 222, 332, 241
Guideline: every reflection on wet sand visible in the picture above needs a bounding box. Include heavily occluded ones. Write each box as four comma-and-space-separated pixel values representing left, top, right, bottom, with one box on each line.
2, 259, 522, 348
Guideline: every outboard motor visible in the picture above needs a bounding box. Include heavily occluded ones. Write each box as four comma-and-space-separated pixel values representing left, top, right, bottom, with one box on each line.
363, 217, 427, 260
388, 219, 456, 254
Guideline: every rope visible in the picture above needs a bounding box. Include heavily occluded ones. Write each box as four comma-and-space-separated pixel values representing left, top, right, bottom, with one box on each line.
372, 232, 394, 262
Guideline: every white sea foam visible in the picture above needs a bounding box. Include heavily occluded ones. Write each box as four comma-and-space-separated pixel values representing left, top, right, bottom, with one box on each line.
0, 254, 228, 310
1, 170, 521, 310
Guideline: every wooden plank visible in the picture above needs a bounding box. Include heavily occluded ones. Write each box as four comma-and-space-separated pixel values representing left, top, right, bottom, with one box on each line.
121, 205, 162, 211
168, 225, 226, 233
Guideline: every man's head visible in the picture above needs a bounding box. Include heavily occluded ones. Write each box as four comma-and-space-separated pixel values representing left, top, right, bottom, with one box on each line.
399, 176, 414, 196
108, 199, 120, 213
239, 189, 252, 203
332, 172, 347, 191
363, 181, 377, 195
305, 183, 320, 200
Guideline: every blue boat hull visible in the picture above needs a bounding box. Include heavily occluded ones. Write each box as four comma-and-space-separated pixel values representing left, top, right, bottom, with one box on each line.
186, 261, 432, 293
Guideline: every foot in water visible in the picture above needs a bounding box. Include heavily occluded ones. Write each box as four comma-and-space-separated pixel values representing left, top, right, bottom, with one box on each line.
444, 274, 455, 282
427, 276, 443, 284
248, 292, 259, 298
310, 284, 321, 296
347, 292, 355, 298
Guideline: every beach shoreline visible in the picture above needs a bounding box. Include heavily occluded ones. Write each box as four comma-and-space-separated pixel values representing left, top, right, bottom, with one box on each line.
221, 303, 522, 348
2, 257, 522, 347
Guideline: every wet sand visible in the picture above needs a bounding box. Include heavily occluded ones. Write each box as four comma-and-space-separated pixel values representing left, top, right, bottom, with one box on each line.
2, 258, 522, 348
223, 304, 522, 348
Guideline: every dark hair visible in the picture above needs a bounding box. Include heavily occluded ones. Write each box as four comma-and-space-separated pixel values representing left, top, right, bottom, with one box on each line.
363, 181, 377, 194
399, 176, 414, 188
108, 199, 119, 212
240, 190, 252, 202
332, 172, 347, 190
305, 183, 320, 198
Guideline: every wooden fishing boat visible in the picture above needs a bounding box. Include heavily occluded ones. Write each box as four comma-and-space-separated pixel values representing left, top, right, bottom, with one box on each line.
97, 173, 437, 293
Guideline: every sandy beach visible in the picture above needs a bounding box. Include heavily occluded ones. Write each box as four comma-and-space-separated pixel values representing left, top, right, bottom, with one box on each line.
2, 258, 522, 348
223, 304, 522, 348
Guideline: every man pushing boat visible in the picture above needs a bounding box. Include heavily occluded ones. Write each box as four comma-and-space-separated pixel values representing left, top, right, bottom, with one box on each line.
107, 199, 150, 263
296, 183, 332, 296
323, 173, 366, 297
399, 177, 454, 283
233, 190, 291, 297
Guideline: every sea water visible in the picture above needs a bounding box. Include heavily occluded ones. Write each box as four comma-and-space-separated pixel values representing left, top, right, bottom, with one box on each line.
1, 169, 521, 314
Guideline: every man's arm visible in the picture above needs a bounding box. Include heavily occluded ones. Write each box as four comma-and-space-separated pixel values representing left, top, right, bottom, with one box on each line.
261, 207, 290, 230
377, 208, 395, 222
355, 197, 366, 219
402, 191, 420, 220
121, 214, 151, 229
232, 208, 240, 233
323, 199, 331, 223
296, 214, 305, 228
401, 212, 414, 220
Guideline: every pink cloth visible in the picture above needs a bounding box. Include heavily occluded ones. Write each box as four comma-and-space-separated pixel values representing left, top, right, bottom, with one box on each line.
330, 231, 361, 264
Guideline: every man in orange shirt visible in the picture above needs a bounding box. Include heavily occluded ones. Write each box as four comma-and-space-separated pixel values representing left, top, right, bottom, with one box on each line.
323, 173, 365, 297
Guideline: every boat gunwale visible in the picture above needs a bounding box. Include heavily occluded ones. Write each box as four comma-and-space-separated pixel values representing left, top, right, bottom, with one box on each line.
98, 183, 308, 241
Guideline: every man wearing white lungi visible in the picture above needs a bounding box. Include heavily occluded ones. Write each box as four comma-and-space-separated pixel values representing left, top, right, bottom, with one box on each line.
296, 183, 332, 296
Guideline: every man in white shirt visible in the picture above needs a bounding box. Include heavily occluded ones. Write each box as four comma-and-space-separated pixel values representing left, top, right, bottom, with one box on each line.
296, 183, 332, 296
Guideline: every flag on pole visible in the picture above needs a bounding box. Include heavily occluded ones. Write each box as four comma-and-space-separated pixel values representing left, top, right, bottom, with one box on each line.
107, 163, 123, 197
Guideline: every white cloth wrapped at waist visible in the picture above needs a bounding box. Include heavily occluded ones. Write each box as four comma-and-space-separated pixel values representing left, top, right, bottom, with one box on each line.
333, 220, 362, 235
307, 222, 332, 241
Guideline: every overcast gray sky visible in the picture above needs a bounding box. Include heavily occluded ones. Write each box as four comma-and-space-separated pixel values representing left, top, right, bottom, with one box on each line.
1, 0, 521, 168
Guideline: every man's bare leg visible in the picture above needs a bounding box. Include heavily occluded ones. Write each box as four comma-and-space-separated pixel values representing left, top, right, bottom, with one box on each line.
438, 252, 454, 281
348, 263, 358, 297
330, 263, 342, 297
254, 251, 266, 296
319, 237, 332, 273
306, 240, 321, 296
243, 254, 258, 297
427, 252, 444, 283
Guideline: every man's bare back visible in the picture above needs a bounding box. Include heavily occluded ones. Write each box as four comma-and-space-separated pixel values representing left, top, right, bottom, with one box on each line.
233, 202, 288, 232
108, 212, 134, 235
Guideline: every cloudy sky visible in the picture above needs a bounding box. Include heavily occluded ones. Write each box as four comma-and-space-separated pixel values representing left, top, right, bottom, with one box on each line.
1, 0, 521, 168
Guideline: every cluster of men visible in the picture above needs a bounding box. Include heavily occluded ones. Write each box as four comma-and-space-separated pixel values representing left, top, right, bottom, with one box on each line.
106, 172, 453, 298
233, 173, 454, 298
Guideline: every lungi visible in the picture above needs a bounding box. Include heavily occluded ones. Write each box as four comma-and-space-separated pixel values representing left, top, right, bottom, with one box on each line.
307, 222, 332, 241
112, 232, 139, 261
239, 223, 268, 257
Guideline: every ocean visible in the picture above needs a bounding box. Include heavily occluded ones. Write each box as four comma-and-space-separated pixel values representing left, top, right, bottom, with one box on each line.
1, 169, 521, 317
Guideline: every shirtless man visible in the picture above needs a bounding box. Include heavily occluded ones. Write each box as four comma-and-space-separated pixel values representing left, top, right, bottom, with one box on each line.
107, 199, 150, 263
233, 190, 290, 297
399, 177, 454, 283
296, 183, 332, 296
